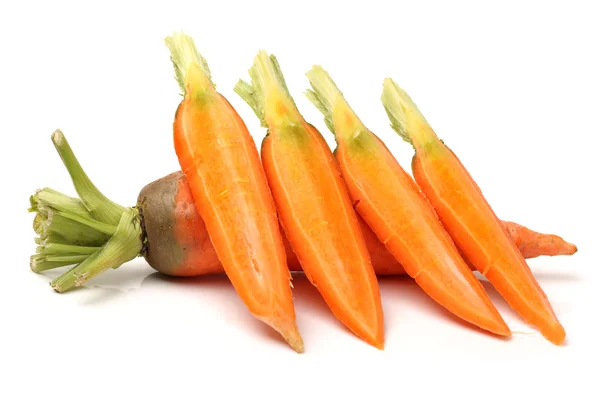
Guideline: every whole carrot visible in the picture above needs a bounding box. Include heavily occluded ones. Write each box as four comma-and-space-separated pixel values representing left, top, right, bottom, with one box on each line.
233, 52, 384, 349
381, 78, 566, 345
164, 33, 303, 352
305, 67, 510, 337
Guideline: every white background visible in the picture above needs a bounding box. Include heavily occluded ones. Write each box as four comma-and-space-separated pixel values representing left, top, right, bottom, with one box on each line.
1, 0, 599, 399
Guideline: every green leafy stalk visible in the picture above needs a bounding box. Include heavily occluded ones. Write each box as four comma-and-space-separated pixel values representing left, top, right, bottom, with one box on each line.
51, 130, 126, 225
31, 188, 113, 247
37, 243, 100, 256
53, 209, 117, 237
31, 254, 88, 273
29, 130, 144, 291
30, 188, 90, 218
50, 208, 142, 292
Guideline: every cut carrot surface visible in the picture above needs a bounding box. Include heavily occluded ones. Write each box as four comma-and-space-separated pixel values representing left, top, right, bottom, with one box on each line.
381, 78, 566, 345
234, 51, 384, 349
305, 66, 510, 337
139, 170, 578, 277
164, 33, 303, 352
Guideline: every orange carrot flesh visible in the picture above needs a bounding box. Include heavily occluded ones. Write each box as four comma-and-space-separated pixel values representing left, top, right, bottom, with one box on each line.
305, 67, 510, 337
140, 171, 578, 278
381, 79, 566, 345
164, 34, 303, 352
234, 52, 384, 349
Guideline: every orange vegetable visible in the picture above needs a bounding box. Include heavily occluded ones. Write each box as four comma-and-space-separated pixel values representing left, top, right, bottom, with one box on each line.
164, 33, 303, 352
138, 171, 578, 277
381, 78, 566, 345
502, 221, 577, 260
305, 67, 510, 337
32, 132, 578, 291
234, 52, 384, 349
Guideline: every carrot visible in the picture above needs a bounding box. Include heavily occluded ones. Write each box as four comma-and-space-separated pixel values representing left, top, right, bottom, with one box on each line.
233, 51, 384, 349
31, 132, 576, 283
138, 172, 223, 277
502, 221, 577, 259
163, 33, 303, 352
305, 66, 510, 336
137, 172, 577, 277
381, 78, 566, 345
31, 122, 579, 343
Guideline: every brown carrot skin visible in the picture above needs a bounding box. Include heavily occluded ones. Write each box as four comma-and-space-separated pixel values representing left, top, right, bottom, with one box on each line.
138, 172, 222, 277
381, 78, 566, 345
139, 171, 578, 278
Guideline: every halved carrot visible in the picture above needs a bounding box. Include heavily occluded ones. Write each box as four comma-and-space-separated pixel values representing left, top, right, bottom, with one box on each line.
234, 51, 384, 349
381, 78, 566, 345
305, 66, 510, 337
164, 33, 303, 352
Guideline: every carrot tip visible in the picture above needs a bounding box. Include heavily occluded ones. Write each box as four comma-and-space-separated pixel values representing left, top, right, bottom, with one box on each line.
493, 323, 513, 338
543, 323, 566, 346
471, 314, 512, 338
372, 341, 385, 350
353, 326, 385, 350
258, 315, 305, 353
566, 243, 578, 255
472, 309, 512, 338
281, 326, 305, 353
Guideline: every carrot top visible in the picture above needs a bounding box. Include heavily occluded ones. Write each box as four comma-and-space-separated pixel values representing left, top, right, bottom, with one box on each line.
381, 78, 439, 149
305, 66, 370, 144
164, 32, 215, 98
31, 130, 143, 293
234, 51, 304, 128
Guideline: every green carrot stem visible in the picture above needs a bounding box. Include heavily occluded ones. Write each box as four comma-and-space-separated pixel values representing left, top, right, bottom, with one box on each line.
40, 211, 111, 246
47, 254, 92, 263
30, 254, 88, 273
37, 243, 100, 256
30, 187, 112, 256
54, 209, 117, 236
233, 80, 260, 120
29, 130, 146, 290
50, 129, 126, 225
164, 31, 215, 97
50, 208, 142, 293
380, 78, 437, 148
305, 66, 367, 142
30, 188, 91, 218
234, 50, 302, 128
31, 190, 115, 240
